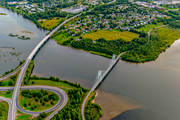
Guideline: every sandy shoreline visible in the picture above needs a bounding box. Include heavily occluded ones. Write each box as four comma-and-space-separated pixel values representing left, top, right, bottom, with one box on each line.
95, 90, 141, 120
171, 38, 180, 47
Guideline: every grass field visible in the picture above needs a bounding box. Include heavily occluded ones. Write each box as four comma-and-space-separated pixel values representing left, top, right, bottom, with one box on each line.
38, 17, 63, 30
19, 89, 59, 112
0, 91, 12, 98
0, 101, 9, 120
82, 30, 139, 41
16, 114, 32, 120
136, 23, 163, 33
0, 79, 15, 86
16, 110, 52, 120
121, 26, 180, 62
0, 13, 7, 15
53, 32, 72, 45
16, 110, 33, 120
30, 79, 76, 91
152, 26, 180, 43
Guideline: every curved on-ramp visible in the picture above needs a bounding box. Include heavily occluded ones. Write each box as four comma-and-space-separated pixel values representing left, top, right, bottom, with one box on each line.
0, 85, 68, 120
0, 63, 25, 81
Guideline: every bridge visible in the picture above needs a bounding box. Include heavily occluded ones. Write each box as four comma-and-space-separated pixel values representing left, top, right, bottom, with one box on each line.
10, 14, 81, 120
0, 1, 120, 119
0, 11, 121, 119
81, 54, 121, 120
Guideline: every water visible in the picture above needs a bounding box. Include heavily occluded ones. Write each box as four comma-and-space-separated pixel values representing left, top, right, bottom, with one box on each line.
1, 7, 180, 120
98, 39, 180, 120
0, 7, 46, 75
32, 40, 109, 88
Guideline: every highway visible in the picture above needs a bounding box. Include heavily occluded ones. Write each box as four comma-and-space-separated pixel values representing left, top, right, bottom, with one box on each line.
0, 86, 67, 119
10, 14, 81, 120
18, 86, 68, 116
81, 54, 120, 120
0, 63, 24, 81
1, 1, 120, 119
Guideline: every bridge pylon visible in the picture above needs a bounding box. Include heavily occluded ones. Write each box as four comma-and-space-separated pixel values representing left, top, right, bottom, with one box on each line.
96, 70, 104, 82
110, 54, 117, 66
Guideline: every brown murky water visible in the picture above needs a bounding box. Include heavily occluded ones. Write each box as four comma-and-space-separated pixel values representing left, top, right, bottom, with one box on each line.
95, 90, 141, 120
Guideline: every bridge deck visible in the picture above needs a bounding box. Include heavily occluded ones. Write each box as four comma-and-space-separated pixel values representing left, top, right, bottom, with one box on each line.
82, 54, 120, 120
11, 14, 81, 120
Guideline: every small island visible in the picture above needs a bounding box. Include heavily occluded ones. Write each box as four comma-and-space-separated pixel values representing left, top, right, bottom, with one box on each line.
8, 33, 31, 40
0, 13, 7, 15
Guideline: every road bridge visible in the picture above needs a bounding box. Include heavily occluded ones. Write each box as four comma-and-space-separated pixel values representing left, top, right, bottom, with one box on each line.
10, 14, 81, 120
81, 54, 121, 120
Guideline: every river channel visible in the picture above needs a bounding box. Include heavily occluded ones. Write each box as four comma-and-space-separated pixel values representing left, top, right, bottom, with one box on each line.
1, 7, 180, 120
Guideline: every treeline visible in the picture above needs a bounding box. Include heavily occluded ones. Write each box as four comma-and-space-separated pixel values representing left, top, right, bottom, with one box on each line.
30, 75, 85, 89
53, 29, 148, 59
121, 36, 161, 62
0, 75, 17, 86
6, 6, 68, 29
1, 0, 72, 30
70, 37, 147, 58
0, 60, 25, 77
85, 92, 102, 120
23, 61, 34, 85
157, 9, 180, 28
158, 8, 180, 20
121, 27, 179, 62
51, 88, 87, 120
62, 25, 180, 63
160, 4, 180, 9
102, 0, 114, 3
169, 20, 180, 28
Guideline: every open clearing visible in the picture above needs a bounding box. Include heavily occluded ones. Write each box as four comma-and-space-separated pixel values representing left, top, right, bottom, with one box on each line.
82, 30, 139, 41
0, 13, 7, 15
136, 23, 163, 33
38, 17, 63, 30
152, 26, 180, 42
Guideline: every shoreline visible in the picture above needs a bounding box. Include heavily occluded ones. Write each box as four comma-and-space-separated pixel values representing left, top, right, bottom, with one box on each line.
170, 38, 180, 47
2, 6, 180, 64
94, 90, 141, 120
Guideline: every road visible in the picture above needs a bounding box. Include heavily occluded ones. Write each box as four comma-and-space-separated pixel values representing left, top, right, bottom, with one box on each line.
2, 1, 119, 119
0, 96, 12, 120
0, 63, 25, 81
81, 54, 120, 120
101, 0, 116, 5
18, 86, 68, 116
0, 85, 68, 119
11, 14, 81, 120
